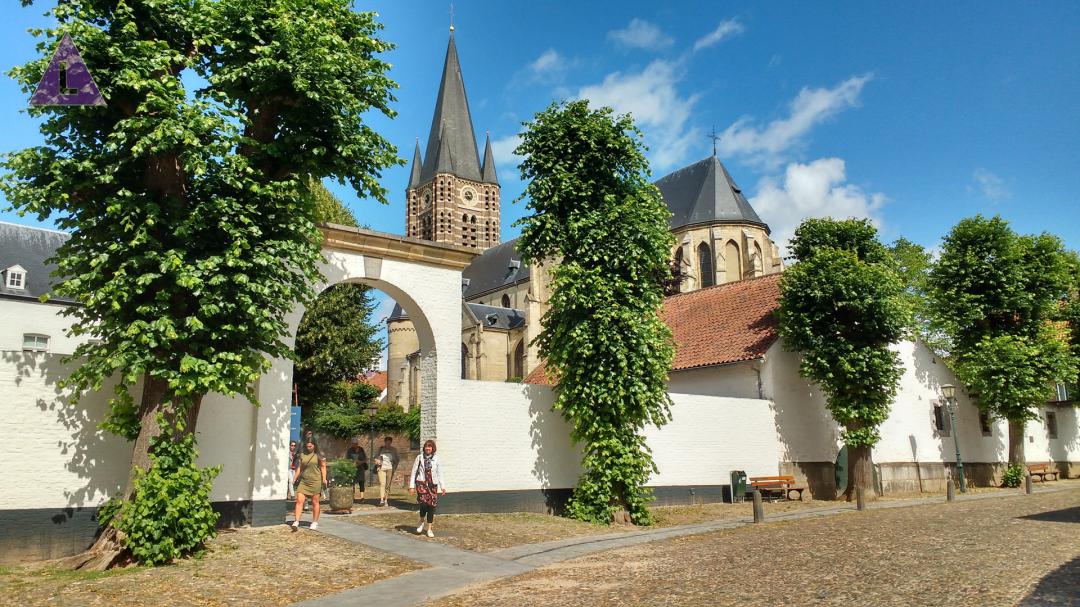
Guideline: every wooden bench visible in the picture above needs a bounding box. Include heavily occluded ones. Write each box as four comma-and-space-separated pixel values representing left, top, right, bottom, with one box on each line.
749, 475, 806, 501
1027, 463, 1058, 482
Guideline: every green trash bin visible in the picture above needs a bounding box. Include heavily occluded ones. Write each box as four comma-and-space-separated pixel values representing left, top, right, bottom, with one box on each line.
730, 470, 747, 503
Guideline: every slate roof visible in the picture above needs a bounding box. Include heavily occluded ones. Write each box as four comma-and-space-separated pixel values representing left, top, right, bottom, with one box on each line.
0, 221, 75, 304
461, 238, 530, 299
653, 155, 769, 233
408, 140, 423, 189
389, 301, 525, 331
420, 34, 484, 184
524, 274, 782, 385
467, 303, 526, 330
480, 133, 498, 184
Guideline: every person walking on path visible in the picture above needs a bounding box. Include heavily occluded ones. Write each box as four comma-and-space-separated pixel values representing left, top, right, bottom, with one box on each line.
409, 439, 446, 538
287, 440, 299, 500
351, 442, 368, 502
375, 436, 399, 507
291, 440, 328, 531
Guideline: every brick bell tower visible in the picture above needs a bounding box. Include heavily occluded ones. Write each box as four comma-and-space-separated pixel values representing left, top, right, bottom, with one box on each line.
405, 27, 500, 250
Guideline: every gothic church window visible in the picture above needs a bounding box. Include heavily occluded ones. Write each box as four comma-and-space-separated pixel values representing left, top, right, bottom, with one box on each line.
725, 240, 741, 282
698, 242, 714, 288
502, 294, 511, 308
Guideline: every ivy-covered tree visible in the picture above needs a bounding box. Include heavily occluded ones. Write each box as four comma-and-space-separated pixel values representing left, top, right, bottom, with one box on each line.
2, 0, 399, 567
777, 218, 910, 501
514, 100, 675, 525
928, 216, 1076, 464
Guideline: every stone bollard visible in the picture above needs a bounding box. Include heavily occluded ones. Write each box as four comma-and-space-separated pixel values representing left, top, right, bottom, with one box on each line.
1025, 474, 1033, 495
856, 486, 865, 511
752, 490, 764, 523
946, 478, 955, 502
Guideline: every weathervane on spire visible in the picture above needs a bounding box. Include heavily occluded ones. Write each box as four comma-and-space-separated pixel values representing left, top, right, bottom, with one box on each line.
449, 1, 455, 33
709, 125, 719, 157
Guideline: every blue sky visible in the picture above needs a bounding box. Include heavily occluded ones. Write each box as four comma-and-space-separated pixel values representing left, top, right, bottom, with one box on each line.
2, 2, 1078, 252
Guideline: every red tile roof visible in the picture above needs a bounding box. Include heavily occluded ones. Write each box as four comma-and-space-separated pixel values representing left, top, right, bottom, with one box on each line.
358, 370, 388, 391
524, 274, 782, 385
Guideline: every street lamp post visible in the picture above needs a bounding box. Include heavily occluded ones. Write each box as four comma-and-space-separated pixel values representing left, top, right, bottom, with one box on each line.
941, 384, 966, 493
366, 403, 378, 484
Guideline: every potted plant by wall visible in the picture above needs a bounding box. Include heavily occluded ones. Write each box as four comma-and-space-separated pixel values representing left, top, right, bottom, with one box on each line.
328, 460, 356, 513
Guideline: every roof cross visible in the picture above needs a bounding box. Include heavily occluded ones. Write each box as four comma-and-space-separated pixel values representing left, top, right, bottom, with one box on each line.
709, 125, 720, 157
449, 1, 455, 33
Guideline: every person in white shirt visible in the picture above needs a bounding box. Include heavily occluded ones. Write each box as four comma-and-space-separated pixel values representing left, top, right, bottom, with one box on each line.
374, 436, 399, 507
408, 439, 446, 538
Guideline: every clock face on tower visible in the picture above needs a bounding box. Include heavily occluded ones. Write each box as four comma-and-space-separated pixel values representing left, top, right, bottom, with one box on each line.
462, 187, 477, 205
423, 191, 432, 208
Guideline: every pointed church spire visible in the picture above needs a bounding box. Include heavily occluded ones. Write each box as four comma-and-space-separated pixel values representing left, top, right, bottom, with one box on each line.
481, 132, 498, 184
434, 123, 455, 174
408, 138, 423, 188
420, 34, 482, 183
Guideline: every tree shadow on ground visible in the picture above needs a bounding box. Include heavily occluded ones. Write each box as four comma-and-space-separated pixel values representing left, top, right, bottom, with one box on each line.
1017, 555, 1080, 606
1019, 505, 1080, 524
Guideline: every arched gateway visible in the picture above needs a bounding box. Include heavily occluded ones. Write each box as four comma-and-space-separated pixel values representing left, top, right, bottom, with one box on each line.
248, 224, 476, 522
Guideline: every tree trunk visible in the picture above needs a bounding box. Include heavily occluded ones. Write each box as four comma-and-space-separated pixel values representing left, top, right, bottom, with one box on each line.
69, 376, 203, 570
844, 445, 876, 502
1007, 419, 1026, 465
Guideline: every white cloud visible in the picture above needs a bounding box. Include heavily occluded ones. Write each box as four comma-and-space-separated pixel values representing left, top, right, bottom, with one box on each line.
607, 18, 673, 50
970, 168, 1010, 201
718, 74, 873, 169
751, 157, 887, 254
530, 49, 562, 74
576, 59, 701, 169
524, 48, 572, 85
693, 18, 745, 52
490, 133, 524, 169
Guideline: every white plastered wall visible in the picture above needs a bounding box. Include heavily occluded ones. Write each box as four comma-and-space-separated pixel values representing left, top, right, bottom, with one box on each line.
0, 298, 260, 509
761, 338, 1079, 467
434, 379, 781, 492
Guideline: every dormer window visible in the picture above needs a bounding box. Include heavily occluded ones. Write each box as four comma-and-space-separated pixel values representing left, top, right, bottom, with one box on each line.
5, 265, 26, 290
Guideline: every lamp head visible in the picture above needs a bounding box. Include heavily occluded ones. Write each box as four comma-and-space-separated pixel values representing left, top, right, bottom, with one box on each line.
941, 384, 955, 401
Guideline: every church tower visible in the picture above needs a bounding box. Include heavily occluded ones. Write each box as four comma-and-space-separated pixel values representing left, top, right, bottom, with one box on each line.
405, 30, 500, 250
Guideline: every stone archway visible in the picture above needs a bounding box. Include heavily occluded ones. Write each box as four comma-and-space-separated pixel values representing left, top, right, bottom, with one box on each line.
248, 225, 476, 520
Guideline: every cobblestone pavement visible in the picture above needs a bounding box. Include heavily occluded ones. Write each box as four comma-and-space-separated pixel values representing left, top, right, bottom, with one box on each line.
432, 487, 1080, 607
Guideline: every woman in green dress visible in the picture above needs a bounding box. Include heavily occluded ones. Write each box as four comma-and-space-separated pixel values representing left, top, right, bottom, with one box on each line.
291, 439, 328, 531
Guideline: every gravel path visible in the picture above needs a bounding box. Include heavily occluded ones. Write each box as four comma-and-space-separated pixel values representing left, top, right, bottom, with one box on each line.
432, 487, 1080, 607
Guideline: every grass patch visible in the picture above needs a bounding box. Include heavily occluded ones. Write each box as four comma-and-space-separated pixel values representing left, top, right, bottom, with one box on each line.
348, 510, 627, 552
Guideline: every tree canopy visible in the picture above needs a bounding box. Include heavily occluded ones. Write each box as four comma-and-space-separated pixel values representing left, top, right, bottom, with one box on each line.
2, 0, 399, 567
514, 100, 675, 525
777, 218, 910, 499
928, 215, 1076, 463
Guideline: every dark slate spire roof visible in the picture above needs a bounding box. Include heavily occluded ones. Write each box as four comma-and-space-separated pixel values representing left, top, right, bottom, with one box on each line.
408, 139, 423, 188
480, 133, 498, 184
461, 238, 530, 299
420, 35, 482, 184
653, 156, 769, 234
0, 222, 76, 303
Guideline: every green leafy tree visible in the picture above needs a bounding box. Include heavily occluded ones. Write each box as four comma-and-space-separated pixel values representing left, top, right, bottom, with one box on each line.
296, 179, 384, 405
888, 237, 947, 355
514, 100, 675, 525
928, 215, 1075, 464
3, 0, 398, 567
309, 380, 383, 438
777, 218, 910, 501
295, 284, 384, 404
1061, 251, 1080, 395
